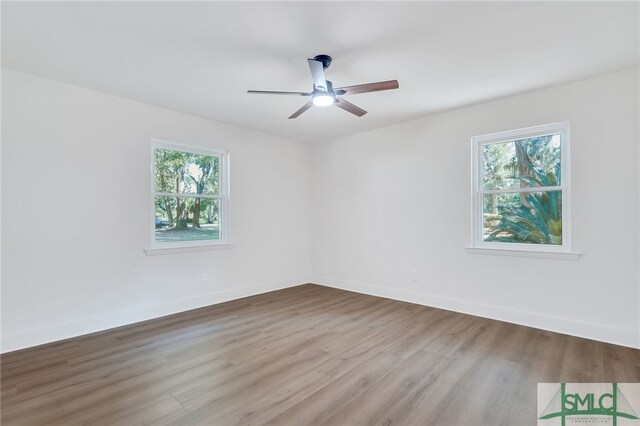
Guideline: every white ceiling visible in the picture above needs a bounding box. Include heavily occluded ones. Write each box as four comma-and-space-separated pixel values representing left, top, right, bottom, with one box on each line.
2, 1, 639, 143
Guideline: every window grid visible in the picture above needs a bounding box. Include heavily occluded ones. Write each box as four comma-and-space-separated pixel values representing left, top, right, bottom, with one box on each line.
471, 122, 571, 253
151, 139, 230, 248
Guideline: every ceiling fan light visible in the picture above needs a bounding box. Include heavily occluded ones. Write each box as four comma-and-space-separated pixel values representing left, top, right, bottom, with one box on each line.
312, 94, 335, 107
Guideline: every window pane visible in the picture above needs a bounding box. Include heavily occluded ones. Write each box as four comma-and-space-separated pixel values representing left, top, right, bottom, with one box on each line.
482, 134, 561, 190
483, 190, 562, 245
154, 148, 219, 195
155, 196, 220, 242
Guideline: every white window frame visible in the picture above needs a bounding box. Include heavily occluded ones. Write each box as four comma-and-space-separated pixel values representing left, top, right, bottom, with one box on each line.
146, 139, 231, 254
469, 122, 578, 258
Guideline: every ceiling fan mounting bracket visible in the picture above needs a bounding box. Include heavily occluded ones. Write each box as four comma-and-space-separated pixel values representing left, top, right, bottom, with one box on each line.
313, 54, 332, 70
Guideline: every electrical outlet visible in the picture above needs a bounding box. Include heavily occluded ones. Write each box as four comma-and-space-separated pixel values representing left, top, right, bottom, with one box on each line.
200, 273, 208, 284
410, 270, 418, 281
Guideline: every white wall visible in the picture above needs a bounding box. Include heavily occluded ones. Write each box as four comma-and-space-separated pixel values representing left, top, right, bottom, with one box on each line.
1, 69, 311, 352
311, 68, 640, 348
3, 67, 638, 353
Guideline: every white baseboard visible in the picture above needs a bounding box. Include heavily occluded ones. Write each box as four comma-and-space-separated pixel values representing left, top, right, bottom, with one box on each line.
5, 276, 637, 353
1, 277, 308, 354
312, 275, 640, 349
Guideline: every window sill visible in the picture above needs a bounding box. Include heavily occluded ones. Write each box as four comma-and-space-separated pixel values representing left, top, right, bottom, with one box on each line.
465, 246, 581, 260
144, 243, 235, 256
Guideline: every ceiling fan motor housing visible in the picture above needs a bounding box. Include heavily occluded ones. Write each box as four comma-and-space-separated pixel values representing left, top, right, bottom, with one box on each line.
314, 80, 334, 94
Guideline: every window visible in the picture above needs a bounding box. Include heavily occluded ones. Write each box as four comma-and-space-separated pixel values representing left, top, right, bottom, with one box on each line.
471, 122, 572, 254
151, 140, 229, 249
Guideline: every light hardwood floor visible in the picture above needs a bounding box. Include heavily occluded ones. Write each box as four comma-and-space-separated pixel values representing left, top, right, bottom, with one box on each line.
1, 284, 639, 425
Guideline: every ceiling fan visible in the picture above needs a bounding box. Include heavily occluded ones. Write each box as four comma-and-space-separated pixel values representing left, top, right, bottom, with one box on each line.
247, 54, 399, 119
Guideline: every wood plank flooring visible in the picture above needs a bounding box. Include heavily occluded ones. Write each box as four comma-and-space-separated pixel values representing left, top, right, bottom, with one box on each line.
1, 284, 639, 425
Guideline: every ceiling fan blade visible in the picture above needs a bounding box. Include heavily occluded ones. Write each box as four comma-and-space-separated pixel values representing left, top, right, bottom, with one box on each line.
307, 59, 328, 91
248, 90, 311, 96
288, 101, 313, 119
334, 80, 399, 96
335, 98, 367, 117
